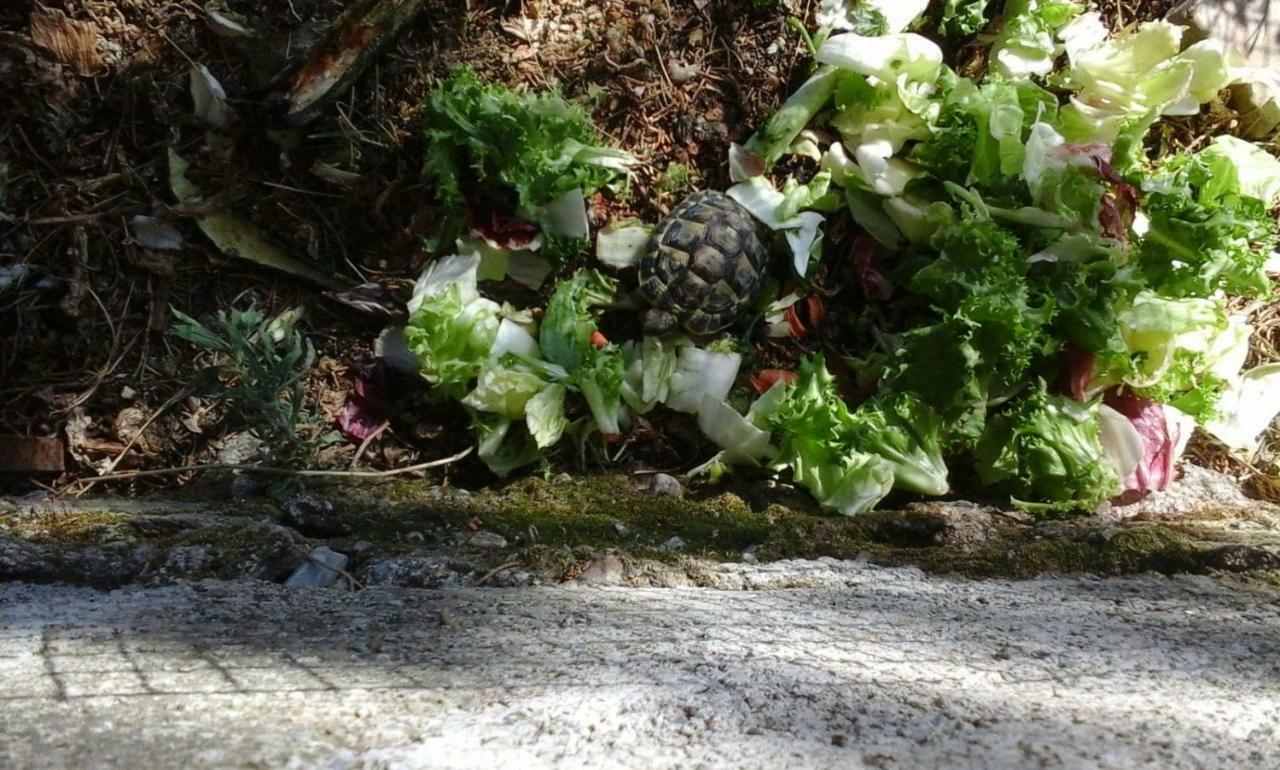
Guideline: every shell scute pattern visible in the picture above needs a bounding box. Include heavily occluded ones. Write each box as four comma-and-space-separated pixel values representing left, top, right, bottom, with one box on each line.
639, 190, 768, 334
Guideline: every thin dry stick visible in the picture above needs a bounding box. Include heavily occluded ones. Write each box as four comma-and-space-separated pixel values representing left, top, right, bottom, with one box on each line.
475, 561, 522, 586
61, 446, 474, 494
349, 420, 391, 469
94, 387, 192, 481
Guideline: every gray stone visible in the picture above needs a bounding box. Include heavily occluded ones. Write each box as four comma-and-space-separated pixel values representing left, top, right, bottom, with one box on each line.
235, 522, 307, 581
357, 555, 454, 588
613, 520, 629, 536
577, 554, 625, 585
283, 547, 348, 588
467, 531, 508, 549
161, 545, 214, 575
0, 536, 154, 588
279, 495, 351, 537
646, 473, 683, 498
659, 536, 685, 553
0, 534, 55, 581
214, 432, 264, 465
1118, 464, 1277, 518
229, 474, 260, 499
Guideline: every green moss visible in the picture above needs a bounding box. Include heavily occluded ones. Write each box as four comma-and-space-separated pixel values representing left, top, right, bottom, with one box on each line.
9, 510, 130, 545
877, 525, 1207, 578
340, 475, 781, 557
323, 475, 1252, 578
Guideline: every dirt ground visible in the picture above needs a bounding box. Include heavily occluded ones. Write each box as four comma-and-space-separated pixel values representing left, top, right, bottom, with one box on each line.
1, 0, 1274, 499
0, 0, 820, 493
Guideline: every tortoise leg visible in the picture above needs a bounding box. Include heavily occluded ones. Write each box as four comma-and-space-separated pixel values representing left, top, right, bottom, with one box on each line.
642, 308, 679, 335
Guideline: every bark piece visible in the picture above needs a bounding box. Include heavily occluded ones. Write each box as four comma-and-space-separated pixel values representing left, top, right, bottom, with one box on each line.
0, 437, 65, 474
268, 0, 429, 126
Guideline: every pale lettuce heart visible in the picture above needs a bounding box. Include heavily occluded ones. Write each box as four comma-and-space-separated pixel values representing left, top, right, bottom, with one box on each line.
1204, 364, 1280, 451
785, 212, 826, 277
525, 383, 568, 449
666, 347, 742, 415
1098, 404, 1145, 481
697, 395, 776, 466
595, 220, 653, 270
408, 252, 482, 315
816, 33, 943, 85
727, 177, 804, 230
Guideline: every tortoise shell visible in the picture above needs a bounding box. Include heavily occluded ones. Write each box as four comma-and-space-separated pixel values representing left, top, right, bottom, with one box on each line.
638, 190, 769, 335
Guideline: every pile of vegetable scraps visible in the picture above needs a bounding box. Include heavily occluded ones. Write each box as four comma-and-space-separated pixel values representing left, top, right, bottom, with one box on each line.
399, 0, 1280, 516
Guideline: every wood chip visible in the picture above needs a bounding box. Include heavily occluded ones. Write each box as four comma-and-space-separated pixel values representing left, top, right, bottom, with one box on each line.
0, 437, 66, 474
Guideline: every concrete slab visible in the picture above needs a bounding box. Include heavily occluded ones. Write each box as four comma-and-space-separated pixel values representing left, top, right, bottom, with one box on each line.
2, 565, 1278, 769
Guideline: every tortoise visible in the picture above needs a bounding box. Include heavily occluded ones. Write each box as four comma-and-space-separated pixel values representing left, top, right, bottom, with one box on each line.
638, 190, 770, 335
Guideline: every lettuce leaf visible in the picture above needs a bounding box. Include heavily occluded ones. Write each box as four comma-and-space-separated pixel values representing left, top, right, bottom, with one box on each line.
1204, 364, 1280, 451
1103, 389, 1195, 498
539, 270, 618, 372
1058, 20, 1246, 143
756, 357, 896, 515
935, 0, 990, 38
976, 381, 1119, 512
403, 253, 501, 399
526, 383, 569, 449
577, 344, 627, 437
460, 357, 549, 418
666, 346, 742, 415
473, 412, 543, 477
989, 0, 1082, 80
697, 394, 776, 467
621, 337, 678, 414
422, 68, 633, 241
847, 391, 950, 495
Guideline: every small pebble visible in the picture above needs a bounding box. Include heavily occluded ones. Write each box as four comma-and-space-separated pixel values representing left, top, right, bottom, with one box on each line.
469, 531, 509, 549
646, 473, 683, 498
613, 520, 629, 536
279, 495, 350, 537
659, 536, 685, 553
577, 554, 625, 586
229, 474, 260, 499
284, 547, 348, 589
668, 59, 700, 83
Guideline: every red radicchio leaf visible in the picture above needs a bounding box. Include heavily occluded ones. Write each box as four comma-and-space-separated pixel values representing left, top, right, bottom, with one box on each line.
783, 295, 826, 339
749, 369, 798, 394
850, 234, 892, 301
1104, 388, 1191, 503
1052, 142, 1112, 166
1093, 158, 1139, 242
1063, 345, 1096, 403
338, 375, 389, 442
323, 283, 405, 319
468, 211, 541, 250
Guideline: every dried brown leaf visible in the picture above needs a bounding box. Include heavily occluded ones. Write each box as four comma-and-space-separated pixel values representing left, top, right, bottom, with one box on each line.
30, 8, 105, 76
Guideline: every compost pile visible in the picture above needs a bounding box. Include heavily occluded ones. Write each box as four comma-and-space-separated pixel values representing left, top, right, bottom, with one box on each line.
400, 0, 1280, 515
